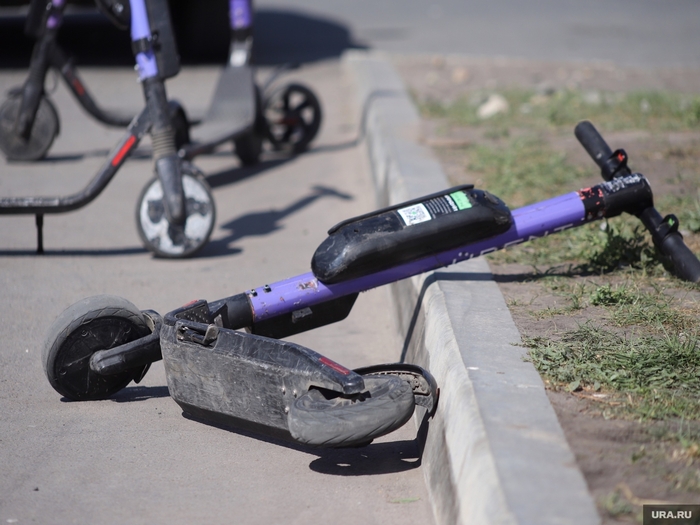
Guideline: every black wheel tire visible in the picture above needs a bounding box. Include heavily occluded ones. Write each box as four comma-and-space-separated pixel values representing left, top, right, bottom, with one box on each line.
170, 104, 191, 151
0, 92, 59, 161
233, 86, 265, 166
135, 163, 216, 258
288, 375, 415, 448
43, 295, 151, 401
233, 131, 263, 166
263, 83, 322, 154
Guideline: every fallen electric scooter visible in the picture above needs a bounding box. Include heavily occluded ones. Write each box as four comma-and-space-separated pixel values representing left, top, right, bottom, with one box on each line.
42, 121, 700, 448
0, 0, 215, 258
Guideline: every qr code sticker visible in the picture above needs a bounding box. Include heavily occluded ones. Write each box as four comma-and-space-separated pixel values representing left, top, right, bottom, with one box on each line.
397, 203, 431, 225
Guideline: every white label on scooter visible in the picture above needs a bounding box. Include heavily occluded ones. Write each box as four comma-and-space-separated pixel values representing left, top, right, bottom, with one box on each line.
398, 203, 432, 225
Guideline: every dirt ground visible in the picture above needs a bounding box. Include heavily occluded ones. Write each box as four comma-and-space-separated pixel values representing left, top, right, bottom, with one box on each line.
393, 54, 700, 523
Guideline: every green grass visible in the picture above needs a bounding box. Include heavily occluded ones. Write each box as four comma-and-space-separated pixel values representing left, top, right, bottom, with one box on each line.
487, 216, 662, 274
525, 323, 700, 419
420, 88, 700, 132
523, 278, 700, 420
423, 82, 700, 424
661, 192, 700, 234
464, 137, 584, 207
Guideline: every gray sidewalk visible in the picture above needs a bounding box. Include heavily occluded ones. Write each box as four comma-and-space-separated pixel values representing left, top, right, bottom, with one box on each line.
0, 61, 432, 525
0, 51, 602, 524
346, 50, 601, 525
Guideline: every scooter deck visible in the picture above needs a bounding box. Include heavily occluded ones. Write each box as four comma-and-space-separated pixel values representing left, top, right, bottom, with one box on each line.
190, 65, 256, 147
161, 320, 362, 437
152, 300, 436, 447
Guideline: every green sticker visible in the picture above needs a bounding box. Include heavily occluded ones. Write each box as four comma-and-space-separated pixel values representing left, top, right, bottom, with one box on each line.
450, 191, 472, 210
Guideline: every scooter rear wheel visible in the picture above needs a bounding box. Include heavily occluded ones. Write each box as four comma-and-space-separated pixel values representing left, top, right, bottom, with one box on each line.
233, 131, 263, 166
263, 83, 322, 154
136, 163, 216, 258
233, 86, 265, 166
288, 375, 415, 448
0, 92, 59, 161
43, 295, 151, 401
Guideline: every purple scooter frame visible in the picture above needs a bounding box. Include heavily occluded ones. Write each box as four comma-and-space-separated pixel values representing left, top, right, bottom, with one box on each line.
42, 121, 700, 449
247, 190, 590, 322
242, 121, 700, 325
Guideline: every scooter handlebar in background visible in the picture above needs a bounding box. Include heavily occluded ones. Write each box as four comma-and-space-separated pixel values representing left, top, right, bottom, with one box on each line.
574, 120, 619, 180
575, 120, 700, 282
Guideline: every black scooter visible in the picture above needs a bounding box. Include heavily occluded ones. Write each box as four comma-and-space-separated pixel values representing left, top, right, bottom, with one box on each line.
0, 0, 323, 258
0, 0, 190, 161
0, 0, 214, 258
176, 0, 322, 165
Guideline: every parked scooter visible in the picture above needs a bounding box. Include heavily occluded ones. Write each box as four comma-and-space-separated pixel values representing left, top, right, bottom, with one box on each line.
0, 0, 191, 161
0, 0, 323, 258
176, 0, 322, 165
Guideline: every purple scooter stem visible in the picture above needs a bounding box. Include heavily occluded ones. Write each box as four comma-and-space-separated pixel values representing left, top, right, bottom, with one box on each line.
230, 0, 252, 30
46, 0, 65, 29
247, 191, 588, 322
130, 0, 159, 80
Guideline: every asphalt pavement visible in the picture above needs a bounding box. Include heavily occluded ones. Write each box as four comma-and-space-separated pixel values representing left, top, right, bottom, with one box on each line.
0, 62, 434, 524
254, 0, 700, 68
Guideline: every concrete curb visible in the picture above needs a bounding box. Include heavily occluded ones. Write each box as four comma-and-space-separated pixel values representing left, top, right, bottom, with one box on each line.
344, 50, 601, 525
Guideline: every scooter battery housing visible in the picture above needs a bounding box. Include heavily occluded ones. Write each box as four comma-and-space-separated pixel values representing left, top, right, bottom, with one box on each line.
312, 185, 513, 284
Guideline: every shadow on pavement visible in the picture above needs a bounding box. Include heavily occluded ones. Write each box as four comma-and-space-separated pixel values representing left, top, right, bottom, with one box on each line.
112, 385, 172, 402
0, 246, 148, 257
0, 6, 366, 68
180, 406, 431, 476
197, 185, 353, 258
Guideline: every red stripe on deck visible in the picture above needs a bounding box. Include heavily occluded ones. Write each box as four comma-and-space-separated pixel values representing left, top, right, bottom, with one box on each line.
111, 135, 136, 166
320, 357, 351, 375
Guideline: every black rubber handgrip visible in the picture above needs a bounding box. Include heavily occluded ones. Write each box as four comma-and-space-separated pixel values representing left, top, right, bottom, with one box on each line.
574, 120, 615, 179
658, 233, 700, 283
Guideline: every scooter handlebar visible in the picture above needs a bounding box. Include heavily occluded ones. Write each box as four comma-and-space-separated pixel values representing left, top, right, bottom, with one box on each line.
575, 120, 700, 283
639, 208, 700, 283
660, 232, 700, 282
574, 120, 615, 180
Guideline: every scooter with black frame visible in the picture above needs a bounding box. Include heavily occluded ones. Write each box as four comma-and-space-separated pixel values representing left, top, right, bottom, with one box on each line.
0, 0, 322, 257
40, 121, 700, 448
0, 0, 189, 161
0, 0, 215, 258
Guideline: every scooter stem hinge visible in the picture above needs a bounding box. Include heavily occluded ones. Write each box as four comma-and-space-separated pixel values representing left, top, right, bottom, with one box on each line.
176, 322, 219, 346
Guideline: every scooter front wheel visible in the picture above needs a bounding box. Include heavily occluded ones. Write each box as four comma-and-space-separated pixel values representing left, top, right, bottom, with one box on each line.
263, 83, 322, 154
136, 163, 216, 258
288, 375, 415, 448
43, 295, 151, 401
0, 92, 59, 161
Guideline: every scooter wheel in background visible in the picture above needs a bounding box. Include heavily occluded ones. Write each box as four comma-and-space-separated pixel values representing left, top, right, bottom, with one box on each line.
263, 83, 322, 154
136, 163, 216, 258
169, 101, 191, 151
43, 295, 151, 401
233, 86, 265, 166
0, 92, 59, 161
233, 131, 263, 166
287, 375, 415, 448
